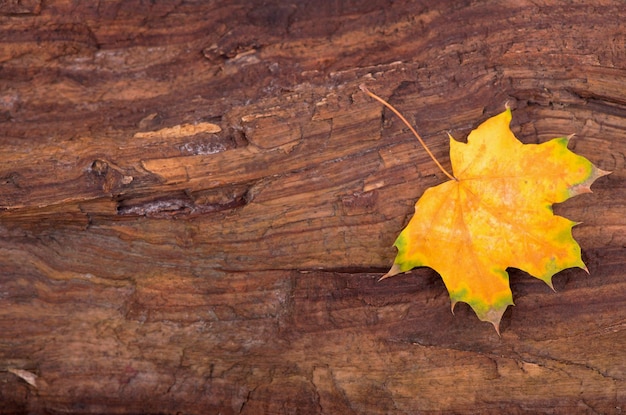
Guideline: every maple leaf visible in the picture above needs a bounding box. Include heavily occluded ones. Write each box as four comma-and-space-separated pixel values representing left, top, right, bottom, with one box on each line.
361, 86, 608, 332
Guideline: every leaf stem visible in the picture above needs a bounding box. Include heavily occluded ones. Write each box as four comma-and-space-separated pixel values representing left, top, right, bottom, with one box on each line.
360, 84, 456, 181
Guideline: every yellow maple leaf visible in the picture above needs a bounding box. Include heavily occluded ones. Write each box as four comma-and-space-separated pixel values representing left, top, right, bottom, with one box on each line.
362, 86, 608, 332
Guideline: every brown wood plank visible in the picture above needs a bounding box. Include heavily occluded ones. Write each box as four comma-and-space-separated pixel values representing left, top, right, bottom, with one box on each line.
0, 1, 624, 413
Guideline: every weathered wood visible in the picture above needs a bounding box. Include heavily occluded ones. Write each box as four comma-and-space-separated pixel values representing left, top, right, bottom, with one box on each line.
1, 1, 625, 413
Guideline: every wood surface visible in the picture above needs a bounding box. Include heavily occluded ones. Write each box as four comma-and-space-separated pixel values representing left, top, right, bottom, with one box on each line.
1, 1, 625, 413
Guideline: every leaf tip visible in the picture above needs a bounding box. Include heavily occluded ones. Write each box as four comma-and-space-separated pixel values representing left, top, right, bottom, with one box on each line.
473, 299, 515, 335
569, 165, 611, 197
8, 368, 38, 388
483, 307, 509, 335
596, 167, 612, 179
493, 322, 502, 337
379, 263, 402, 281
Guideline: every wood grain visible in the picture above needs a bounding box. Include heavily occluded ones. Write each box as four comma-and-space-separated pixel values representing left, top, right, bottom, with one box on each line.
0, 1, 624, 413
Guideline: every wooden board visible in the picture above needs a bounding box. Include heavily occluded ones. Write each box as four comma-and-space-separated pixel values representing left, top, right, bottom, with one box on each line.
1, 1, 624, 413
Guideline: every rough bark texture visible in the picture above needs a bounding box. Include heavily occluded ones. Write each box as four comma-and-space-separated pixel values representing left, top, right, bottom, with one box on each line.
1, 1, 625, 414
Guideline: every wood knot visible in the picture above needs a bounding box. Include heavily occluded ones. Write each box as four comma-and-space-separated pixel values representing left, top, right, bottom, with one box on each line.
88, 159, 133, 194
